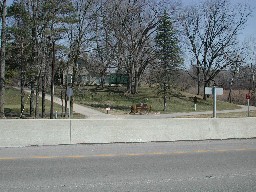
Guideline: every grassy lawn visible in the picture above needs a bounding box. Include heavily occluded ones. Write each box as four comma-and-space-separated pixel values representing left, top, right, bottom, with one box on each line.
5, 85, 245, 118
4, 87, 82, 118
55, 85, 240, 115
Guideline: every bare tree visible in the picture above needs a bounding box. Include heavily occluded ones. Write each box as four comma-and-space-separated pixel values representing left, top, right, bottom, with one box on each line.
180, 0, 251, 99
91, 0, 115, 87
243, 36, 256, 106
100, 0, 158, 94
66, 0, 96, 117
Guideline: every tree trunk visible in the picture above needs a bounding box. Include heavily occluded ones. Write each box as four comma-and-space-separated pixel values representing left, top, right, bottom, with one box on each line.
197, 65, 200, 95
61, 90, 64, 117
20, 71, 25, 118
35, 74, 41, 118
20, 42, 25, 118
50, 41, 55, 119
30, 3, 37, 119
0, 0, 7, 118
69, 52, 79, 118
203, 83, 207, 100
163, 83, 167, 111
128, 73, 132, 93
197, 78, 200, 95
134, 71, 139, 94
227, 80, 232, 103
65, 85, 68, 118
42, 74, 46, 118
70, 96, 74, 118
251, 64, 255, 106
100, 75, 105, 88
30, 81, 35, 117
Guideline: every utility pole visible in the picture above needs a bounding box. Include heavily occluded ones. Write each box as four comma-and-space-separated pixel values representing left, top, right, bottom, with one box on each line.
0, 0, 7, 118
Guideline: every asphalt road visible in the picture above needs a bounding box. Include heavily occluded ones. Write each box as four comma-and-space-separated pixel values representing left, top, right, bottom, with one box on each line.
0, 139, 256, 191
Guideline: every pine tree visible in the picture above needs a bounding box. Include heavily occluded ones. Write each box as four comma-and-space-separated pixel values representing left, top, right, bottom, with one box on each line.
8, 0, 75, 118
155, 10, 181, 111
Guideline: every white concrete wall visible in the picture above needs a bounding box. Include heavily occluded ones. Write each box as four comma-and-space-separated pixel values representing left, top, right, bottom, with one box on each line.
71, 118, 256, 144
0, 120, 70, 147
207, 118, 256, 139
0, 118, 255, 147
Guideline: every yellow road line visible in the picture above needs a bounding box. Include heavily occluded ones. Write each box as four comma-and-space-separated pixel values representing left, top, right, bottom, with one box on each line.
63, 155, 84, 159
0, 148, 255, 161
0, 157, 17, 160
32, 156, 57, 159
196, 150, 211, 153
94, 154, 118, 157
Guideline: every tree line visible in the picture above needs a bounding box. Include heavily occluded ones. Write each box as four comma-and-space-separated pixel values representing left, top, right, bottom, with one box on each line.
0, 0, 253, 118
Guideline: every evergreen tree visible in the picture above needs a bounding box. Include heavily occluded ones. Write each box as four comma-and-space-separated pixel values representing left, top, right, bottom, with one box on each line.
155, 10, 182, 111
8, 0, 75, 118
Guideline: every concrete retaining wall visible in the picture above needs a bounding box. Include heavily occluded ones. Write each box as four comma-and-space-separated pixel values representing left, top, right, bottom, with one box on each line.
0, 118, 255, 147
0, 120, 70, 147
71, 118, 256, 144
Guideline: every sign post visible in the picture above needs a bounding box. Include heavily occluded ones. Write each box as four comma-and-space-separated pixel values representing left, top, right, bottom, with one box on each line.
205, 87, 223, 118
246, 93, 251, 117
66, 87, 73, 144
213, 87, 217, 118
66, 87, 73, 118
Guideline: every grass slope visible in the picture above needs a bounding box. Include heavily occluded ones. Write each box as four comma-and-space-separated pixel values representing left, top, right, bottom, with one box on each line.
69, 85, 240, 115
5, 85, 246, 118
5, 87, 63, 118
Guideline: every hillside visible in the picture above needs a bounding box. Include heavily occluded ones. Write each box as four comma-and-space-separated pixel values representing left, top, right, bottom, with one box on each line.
6, 85, 254, 118
70, 85, 240, 115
